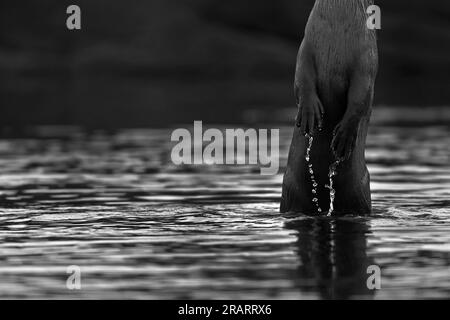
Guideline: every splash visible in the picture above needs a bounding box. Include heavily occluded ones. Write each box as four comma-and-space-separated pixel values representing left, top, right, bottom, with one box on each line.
325, 159, 341, 216
305, 135, 322, 214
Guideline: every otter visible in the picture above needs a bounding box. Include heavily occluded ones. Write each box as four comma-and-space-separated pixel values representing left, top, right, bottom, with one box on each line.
281, 0, 378, 215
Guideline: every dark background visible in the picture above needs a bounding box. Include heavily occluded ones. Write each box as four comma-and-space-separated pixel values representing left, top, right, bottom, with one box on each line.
1, 0, 449, 128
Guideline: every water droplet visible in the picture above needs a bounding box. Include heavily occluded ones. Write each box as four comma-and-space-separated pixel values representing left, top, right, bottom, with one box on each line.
305, 134, 322, 215
304, 135, 338, 216
327, 159, 341, 216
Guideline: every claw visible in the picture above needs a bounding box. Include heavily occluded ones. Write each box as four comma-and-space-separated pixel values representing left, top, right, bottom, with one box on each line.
331, 120, 358, 161
294, 94, 325, 137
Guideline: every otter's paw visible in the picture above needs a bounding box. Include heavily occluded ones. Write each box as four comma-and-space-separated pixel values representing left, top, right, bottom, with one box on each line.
331, 120, 359, 160
295, 96, 324, 136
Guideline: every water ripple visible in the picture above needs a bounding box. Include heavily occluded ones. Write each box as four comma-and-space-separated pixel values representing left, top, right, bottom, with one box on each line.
0, 122, 448, 299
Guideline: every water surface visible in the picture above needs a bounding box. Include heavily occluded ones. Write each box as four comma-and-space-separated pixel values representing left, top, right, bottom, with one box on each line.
0, 110, 449, 299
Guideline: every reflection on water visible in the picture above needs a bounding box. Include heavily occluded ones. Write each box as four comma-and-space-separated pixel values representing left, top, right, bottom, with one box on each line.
0, 112, 449, 299
286, 217, 375, 299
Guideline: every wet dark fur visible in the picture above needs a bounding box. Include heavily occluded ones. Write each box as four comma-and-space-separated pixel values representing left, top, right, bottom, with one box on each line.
281, 0, 378, 215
